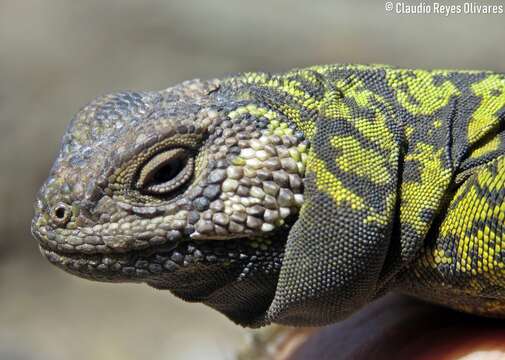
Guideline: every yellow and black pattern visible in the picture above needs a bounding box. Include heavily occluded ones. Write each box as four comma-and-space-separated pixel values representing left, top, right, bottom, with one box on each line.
33, 64, 505, 327
226, 64, 505, 324
405, 154, 505, 316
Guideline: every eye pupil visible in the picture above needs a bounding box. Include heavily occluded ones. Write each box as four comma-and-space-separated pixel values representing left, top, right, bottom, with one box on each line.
136, 148, 194, 195
151, 158, 184, 185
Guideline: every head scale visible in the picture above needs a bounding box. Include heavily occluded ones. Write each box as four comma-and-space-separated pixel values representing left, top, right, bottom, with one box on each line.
32, 77, 308, 326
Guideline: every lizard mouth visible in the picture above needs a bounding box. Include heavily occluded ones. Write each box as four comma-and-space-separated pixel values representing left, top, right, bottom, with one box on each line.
38, 240, 197, 282
36, 224, 287, 285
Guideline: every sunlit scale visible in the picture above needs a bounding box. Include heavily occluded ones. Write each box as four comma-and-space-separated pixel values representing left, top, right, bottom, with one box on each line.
191, 114, 307, 239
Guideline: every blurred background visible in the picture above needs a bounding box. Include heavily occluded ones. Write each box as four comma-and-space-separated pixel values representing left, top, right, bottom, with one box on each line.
1, 1, 504, 359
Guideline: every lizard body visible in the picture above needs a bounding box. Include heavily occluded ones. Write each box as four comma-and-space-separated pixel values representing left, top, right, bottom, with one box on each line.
31, 64, 505, 326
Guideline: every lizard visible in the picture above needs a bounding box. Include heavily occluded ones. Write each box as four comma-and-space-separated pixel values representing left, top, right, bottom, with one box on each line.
31, 64, 505, 327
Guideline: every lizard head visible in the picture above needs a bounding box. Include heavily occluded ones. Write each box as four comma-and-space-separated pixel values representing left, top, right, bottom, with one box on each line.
31, 78, 308, 326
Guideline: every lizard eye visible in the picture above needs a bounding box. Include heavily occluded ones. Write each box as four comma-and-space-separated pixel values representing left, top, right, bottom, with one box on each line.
136, 148, 194, 195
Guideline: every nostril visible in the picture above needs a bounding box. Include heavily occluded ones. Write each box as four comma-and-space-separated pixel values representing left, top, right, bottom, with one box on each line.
51, 202, 72, 226
55, 207, 66, 219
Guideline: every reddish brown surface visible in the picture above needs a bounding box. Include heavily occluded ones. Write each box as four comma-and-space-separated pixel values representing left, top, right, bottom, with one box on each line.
288, 294, 505, 360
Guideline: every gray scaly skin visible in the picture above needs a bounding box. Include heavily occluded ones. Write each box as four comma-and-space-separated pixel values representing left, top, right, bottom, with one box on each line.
32, 78, 300, 325
32, 64, 505, 327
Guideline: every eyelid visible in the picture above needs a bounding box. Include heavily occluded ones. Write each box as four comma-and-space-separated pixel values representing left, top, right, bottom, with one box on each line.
136, 148, 194, 194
